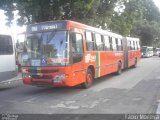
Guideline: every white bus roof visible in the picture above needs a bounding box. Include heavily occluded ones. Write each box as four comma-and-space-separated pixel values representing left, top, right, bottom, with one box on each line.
105, 31, 123, 38
142, 46, 153, 48
126, 37, 140, 41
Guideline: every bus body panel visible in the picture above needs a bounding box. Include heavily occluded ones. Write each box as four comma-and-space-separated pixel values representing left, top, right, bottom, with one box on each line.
0, 34, 17, 82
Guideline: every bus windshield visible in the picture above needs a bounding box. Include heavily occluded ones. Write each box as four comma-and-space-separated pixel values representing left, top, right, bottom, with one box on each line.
22, 30, 69, 66
0, 35, 13, 55
141, 47, 147, 53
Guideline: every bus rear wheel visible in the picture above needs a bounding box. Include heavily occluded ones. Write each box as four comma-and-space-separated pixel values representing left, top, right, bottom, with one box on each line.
81, 69, 93, 89
133, 58, 137, 68
116, 62, 122, 75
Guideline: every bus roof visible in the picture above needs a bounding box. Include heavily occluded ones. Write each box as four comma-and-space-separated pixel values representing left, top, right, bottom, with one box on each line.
142, 46, 153, 48
26, 20, 123, 38
126, 37, 140, 41
67, 20, 123, 38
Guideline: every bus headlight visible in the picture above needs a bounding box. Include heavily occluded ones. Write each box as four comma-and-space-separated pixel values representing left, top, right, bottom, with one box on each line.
22, 68, 28, 73
53, 74, 67, 83
22, 74, 31, 78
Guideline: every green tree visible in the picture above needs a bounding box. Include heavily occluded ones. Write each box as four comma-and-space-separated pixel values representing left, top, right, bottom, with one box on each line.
1, 0, 160, 47
0, 0, 118, 28
131, 0, 160, 47
109, 0, 144, 36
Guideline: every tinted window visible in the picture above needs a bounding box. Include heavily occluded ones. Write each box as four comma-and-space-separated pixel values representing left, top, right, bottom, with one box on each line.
137, 41, 140, 49
117, 39, 123, 51
104, 36, 110, 51
0, 35, 13, 55
72, 33, 84, 63
128, 41, 131, 50
131, 41, 134, 50
112, 38, 117, 51
109, 37, 113, 51
85, 32, 95, 51
95, 34, 104, 51
133, 41, 137, 50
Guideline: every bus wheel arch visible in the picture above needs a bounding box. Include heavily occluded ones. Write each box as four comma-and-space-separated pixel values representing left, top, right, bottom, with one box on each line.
88, 65, 95, 78
133, 58, 137, 68
81, 66, 95, 89
116, 61, 122, 75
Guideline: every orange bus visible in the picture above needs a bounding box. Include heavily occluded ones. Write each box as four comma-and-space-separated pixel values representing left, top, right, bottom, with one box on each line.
21, 20, 141, 88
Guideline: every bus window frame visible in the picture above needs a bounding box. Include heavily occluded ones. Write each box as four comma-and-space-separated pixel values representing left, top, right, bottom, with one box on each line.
85, 31, 96, 51
0, 35, 14, 55
70, 32, 84, 64
109, 36, 113, 51
104, 35, 111, 51
95, 33, 104, 51
112, 37, 117, 51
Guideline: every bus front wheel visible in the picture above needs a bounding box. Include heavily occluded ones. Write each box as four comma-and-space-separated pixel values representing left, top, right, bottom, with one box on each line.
81, 69, 93, 89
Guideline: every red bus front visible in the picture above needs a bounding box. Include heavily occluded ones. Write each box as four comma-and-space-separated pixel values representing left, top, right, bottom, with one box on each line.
21, 21, 83, 87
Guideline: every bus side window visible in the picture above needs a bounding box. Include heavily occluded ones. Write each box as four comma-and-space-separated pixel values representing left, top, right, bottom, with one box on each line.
134, 41, 137, 50
117, 39, 122, 51
128, 41, 131, 50
133, 41, 136, 50
132, 41, 134, 50
112, 37, 117, 51
109, 37, 113, 51
95, 33, 104, 51
120, 39, 123, 50
104, 36, 110, 51
137, 41, 140, 49
85, 31, 95, 51
115, 38, 118, 51
136, 41, 139, 50
71, 33, 84, 64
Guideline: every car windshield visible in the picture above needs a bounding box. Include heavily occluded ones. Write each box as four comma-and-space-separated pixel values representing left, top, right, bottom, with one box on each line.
22, 30, 69, 66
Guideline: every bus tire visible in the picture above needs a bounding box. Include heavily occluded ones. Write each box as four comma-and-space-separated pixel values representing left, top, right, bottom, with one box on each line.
81, 69, 93, 89
116, 62, 122, 75
133, 58, 137, 68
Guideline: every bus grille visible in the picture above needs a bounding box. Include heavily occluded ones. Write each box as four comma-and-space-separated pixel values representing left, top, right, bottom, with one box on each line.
32, 81, 52, 86
28, 69, 59, 73
31, 75, 53, 79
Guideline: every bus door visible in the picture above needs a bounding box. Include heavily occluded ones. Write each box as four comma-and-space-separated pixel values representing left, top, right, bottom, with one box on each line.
123, 37, 128, 69
70, 30, 85, 85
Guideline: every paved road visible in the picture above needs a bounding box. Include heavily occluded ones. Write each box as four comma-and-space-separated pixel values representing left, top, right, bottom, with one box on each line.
0, 57, 160, 114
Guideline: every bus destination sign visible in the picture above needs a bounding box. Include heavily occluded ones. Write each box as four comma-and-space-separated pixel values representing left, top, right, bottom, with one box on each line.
27, 21, 67, 33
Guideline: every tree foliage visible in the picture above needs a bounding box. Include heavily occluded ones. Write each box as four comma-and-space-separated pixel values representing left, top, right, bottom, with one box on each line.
110, 0, 144, 36
131, 0, 160, 47
1, 0, 160, 46
0, 0, 118, 27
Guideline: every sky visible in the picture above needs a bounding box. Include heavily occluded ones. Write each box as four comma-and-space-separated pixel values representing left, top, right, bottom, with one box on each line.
0, 10, 25, 42
153, 0, 160, 10
0, 0, 160, 43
